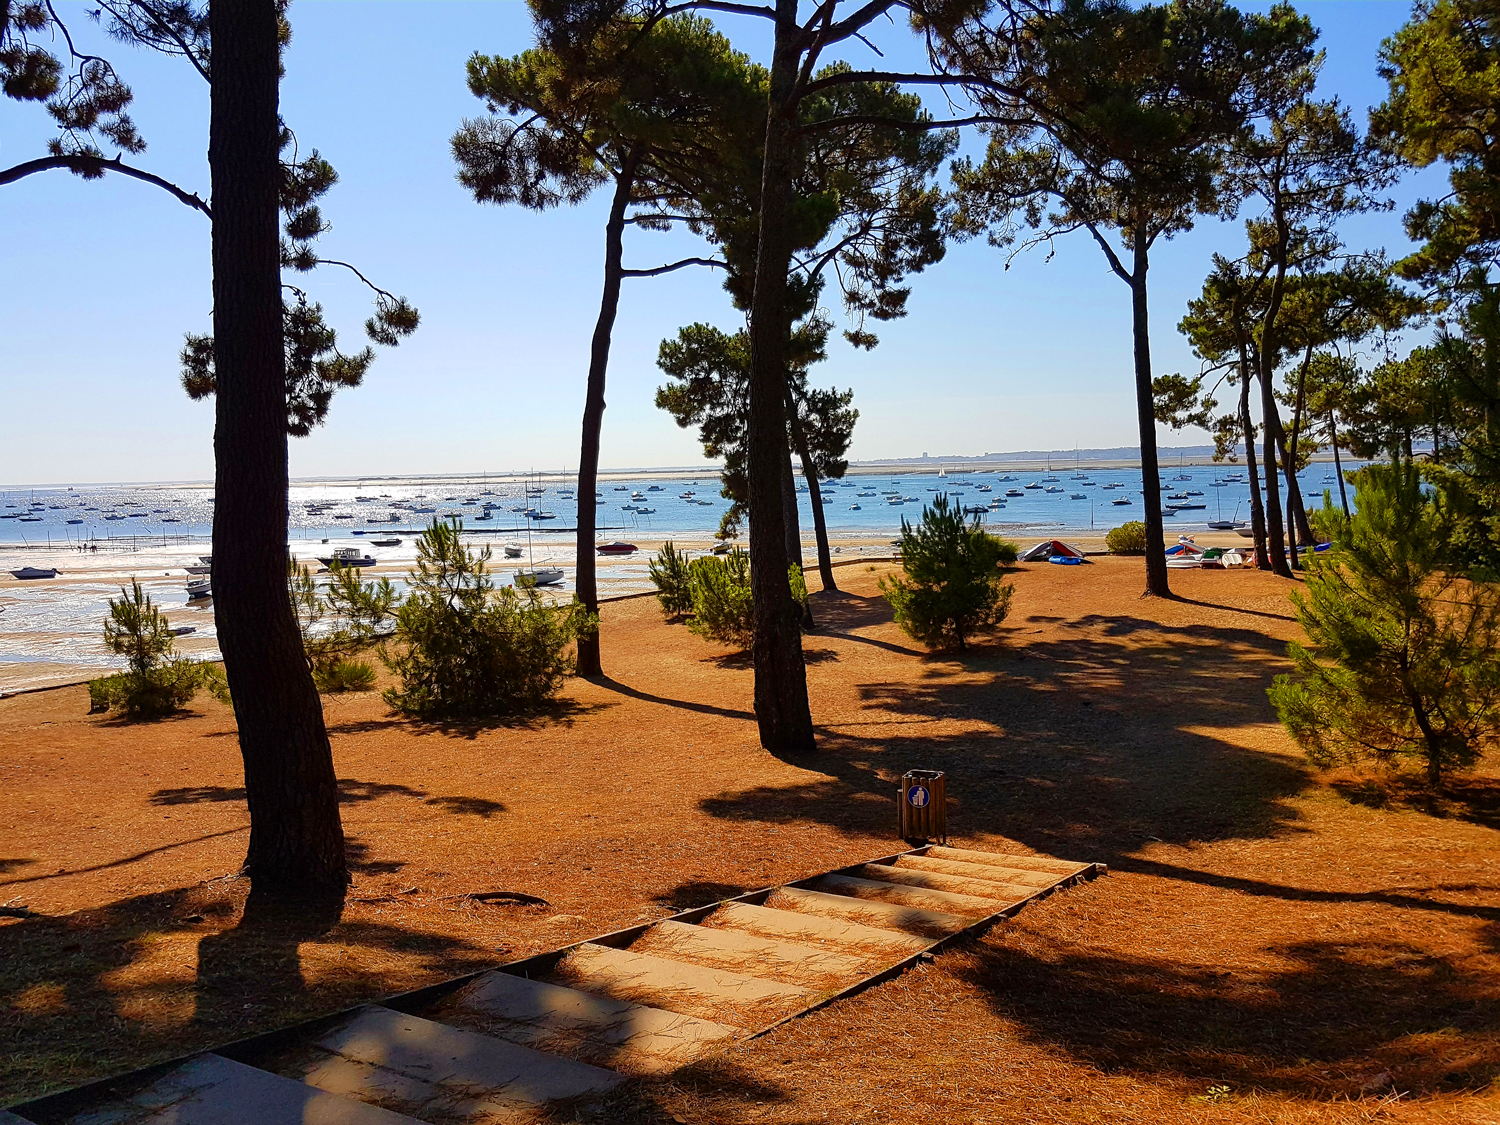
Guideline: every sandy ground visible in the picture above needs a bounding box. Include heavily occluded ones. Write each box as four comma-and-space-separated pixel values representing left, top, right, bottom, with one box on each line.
1, 558, 1496, 1122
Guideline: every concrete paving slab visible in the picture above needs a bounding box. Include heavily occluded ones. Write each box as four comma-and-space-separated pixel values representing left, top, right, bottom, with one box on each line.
312, 1004, 621, 1111
644, 919, 870, 981
773, 885, 969, 937
856, 863, 1038, 901
709, 901, 933, 953
924, 846, 1089, 875
814, 873, 1004, 915
67, 1053, 421, 1125
444, 970, 742, 1074
554, 943, 809, 1023
894, 854, 1061, 887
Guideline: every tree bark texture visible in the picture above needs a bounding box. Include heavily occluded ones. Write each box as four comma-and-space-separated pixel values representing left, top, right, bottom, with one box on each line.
790, 403, 838, 593
1238, 365, 1270, 570
1331, 417, 1350, 517
781, 448, 803, 569
575, 155, 638, 678
744, 0, 814, 753
1259, 369, 1293, 577
1129, 240, 1170, 597
210, 0, 346, 894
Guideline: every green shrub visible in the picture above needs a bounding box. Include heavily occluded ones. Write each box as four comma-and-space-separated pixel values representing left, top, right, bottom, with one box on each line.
879, 494, 1014, 651
1307, 488, 1347, 545
289, 558, 397, 692
683, 550, 808, 649
316, 659, 378, 693
1106, 521, 1148, 555
688, 549, 754, 647
649, 541, 694, 618
88, 579, 226, 719
1269, 460, 1500, 787
382, 519, 591, 719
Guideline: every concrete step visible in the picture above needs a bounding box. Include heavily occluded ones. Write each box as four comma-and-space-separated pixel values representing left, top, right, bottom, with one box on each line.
855, 863, 1039, 901
440, 970, 742, 1075
771, 885, 969, 938
68, 1053, 422, 1125
813, 872, 1004, 916
552, 942, 810, 1024
637, 919, 871, 984
923, 846, 1089, 875
709, 901, 933, 954
297, 1004, 621, 1118
893, 853, 1061, 887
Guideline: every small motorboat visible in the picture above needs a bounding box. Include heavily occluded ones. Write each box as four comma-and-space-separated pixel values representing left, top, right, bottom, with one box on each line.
9, 567, 59, 580
503, 544, 524, 558
514, 567, 564, 588
369, 538, 402, 547
186, 578, 212, 598
317, 548, 377, 568
184, 564, 212, 575
711, 542, 732, 555
596, 541, 638, 555
1111, 498, 1132, 506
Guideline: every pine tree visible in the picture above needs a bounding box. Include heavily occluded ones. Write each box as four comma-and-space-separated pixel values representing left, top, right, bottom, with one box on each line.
1270, 459, 1500, 787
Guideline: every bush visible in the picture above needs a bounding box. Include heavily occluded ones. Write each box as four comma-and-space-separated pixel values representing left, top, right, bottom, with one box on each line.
687, 549, 754, 647
879, 494, 1014, 651
684, 549, 808, 649
88, 579, 226, 719
1307, 487, 1347, 545
1106, 521, 1148, 555
289, 559, 396, 693
382, 519, 591, 719
1269, 460, 1500, 787
649, 541, 694, 618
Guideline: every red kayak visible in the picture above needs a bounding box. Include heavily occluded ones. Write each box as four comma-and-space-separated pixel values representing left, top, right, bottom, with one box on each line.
596, 541, 638, 555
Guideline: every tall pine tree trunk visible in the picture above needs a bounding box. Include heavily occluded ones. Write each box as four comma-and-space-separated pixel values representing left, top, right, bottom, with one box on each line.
1259, 367, 1292, 577
745, 0, 813, 753
781, 450, 802, 569
787, 389, 837, 593
575, 155, 638, 679
1331, 414, 1350, 517
210, 0, 346, 895
1239, 366, 1269, 570
1129, 240, 1170, 597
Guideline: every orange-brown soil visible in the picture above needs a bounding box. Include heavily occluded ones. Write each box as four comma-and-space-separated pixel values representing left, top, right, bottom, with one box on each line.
2, 560, 1497, 1123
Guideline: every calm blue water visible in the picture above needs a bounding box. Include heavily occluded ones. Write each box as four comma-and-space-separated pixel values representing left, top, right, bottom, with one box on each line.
0, 462, 1358, 547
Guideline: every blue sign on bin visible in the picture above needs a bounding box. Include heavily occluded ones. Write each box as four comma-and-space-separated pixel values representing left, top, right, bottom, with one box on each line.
907, 784, 930, 809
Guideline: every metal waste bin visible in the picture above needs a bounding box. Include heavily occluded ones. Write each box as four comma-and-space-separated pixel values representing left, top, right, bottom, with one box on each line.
899, 770, 946, 844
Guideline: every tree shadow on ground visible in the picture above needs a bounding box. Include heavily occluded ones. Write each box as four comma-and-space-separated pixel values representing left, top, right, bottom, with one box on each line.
1331, 774, 1500, 830
701, 612, 1313, 865
949, 928, 1500, 1101
594, 675, 756, 722
0, 881, 498, 1106
146, 779, 507, 821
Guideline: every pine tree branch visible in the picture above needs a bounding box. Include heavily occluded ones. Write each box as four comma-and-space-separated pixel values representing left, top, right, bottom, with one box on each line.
308, 258, 399, 301
622, 257, 725, 277
662, 1, 777, 19
0, 154, 211, 217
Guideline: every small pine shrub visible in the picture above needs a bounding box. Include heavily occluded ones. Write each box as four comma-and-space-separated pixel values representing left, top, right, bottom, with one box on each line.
688, 549, 754, 648
879, 494, 1014, 651
315, 659, 377, 693
1106, 521, 1148, 555
1269, 460, 1500, 787
383, 519, 591, 719
649, 541, 694, 618
1307, 488, 1347, 545
88, 579, 225, 719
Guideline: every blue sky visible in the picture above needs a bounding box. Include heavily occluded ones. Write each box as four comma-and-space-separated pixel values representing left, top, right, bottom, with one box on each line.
0, 1, 1445, 486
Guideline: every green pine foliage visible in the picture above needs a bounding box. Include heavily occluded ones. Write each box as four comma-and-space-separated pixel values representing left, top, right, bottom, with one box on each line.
683, 549, 807, 649
1307, 488, 1348, 545
648, 541, 694, 618
88, 579, 227, 719
382, 520, 591, 719
1106, 521, 1149, 555
1269, 460, 1500, 786
288, 558, 398, 693
879, 495, 1016, 651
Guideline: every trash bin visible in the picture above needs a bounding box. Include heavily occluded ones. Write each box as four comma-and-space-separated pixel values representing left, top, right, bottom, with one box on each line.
899, 770, 946, 844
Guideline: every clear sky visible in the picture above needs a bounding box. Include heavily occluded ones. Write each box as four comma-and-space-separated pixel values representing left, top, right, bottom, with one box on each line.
0, 1, 1446, 487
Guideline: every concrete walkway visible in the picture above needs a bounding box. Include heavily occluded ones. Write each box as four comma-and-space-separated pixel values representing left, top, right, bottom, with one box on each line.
16, 845, 1103, 1123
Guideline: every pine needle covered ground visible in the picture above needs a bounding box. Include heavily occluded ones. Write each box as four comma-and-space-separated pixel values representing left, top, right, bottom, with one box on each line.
2, 560, 1497, 1122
